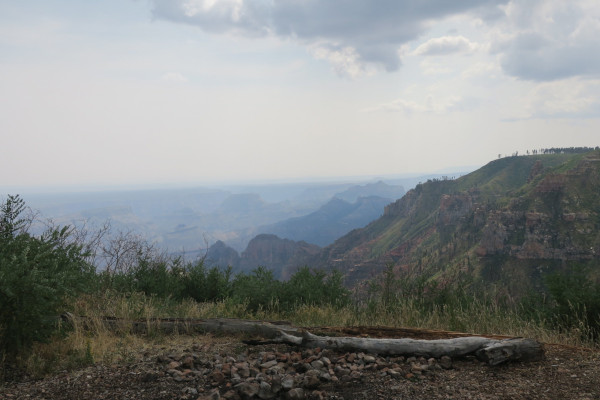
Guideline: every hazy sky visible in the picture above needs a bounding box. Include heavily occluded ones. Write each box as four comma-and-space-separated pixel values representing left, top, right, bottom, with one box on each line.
1, 0, 599, 189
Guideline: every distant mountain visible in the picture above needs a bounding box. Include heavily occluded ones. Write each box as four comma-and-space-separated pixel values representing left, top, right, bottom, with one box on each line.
205, 234, 320, 280
165, 193, 317, 252
205, 240, 240, 269
334, 181, 405, 203
310, 150, 600, 295
260, 196, 392, 246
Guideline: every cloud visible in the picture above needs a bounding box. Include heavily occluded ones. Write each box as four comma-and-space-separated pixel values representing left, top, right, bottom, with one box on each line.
492, 0, 600, 81
161, 72, 188, 82
363, 95, 462, 114
150, 0, 508, 75
413, 35, 479, 56
310, 45, 365, 78
525, 78, 600, 119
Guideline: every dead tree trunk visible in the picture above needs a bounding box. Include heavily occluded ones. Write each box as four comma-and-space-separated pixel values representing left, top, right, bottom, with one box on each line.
66, 315, 544, 365
266, 330, 544, 366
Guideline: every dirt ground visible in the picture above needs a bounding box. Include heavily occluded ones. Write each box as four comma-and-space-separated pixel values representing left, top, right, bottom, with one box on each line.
1, 327, 599, 400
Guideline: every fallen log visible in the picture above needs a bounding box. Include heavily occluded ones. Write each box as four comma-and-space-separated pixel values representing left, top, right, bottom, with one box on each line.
258, 330, 544, 366
63, 315, 543, 365
63, 314, 299, 337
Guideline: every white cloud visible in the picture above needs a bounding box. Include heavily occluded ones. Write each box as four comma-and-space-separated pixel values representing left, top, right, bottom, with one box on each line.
413, 35, 479, 56
363, 95, 462, 114
461, 62, 500, 79
182, 0, 244, 21
524, 78, 600, 119
310, 45, 365, 79
161, 72, 188, 82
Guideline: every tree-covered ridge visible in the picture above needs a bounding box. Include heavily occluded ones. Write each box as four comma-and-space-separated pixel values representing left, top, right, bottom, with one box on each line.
501, 146, 600, 158
316, 150, 600, 302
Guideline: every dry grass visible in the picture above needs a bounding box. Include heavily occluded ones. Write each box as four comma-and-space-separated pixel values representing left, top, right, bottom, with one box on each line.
12, 290, 596, 379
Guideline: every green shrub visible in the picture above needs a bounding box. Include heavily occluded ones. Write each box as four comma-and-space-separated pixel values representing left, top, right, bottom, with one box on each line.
231, 267, 282, 312
0, 195, 94, 355
130, 254, 184, 298
543, 266, 600, 340
229, 266, 350, 313
282, 267, 349, 309
180, 261, 232, 302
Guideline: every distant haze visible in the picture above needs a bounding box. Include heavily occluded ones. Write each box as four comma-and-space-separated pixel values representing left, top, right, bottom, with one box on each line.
1, 1, 599, 189
20, 177, 417, 257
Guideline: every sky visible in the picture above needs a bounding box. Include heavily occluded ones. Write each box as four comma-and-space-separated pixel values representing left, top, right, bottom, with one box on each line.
1, 0, 599, 190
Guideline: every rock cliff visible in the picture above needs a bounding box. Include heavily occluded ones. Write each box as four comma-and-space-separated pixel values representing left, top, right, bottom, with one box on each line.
206, 234, 321, 280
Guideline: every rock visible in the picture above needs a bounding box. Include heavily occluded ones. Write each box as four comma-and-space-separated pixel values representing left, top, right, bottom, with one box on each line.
302, 375, 321, 389
260, 360, 278, 369
387, 369, 402, 379
350, 371, 362, 380
182, 356, 195, 369
230, 377, 243, 386
270, 375, 282, 393
258, 381, 276, 399
182, 386, 198, 396
286, 388, 305, 400
319, 372, 332, 382
235, 363, 250, 378
281, 375, 295, 390
141, 372, 158, 382
198, 389, 221, 400
157, 354, 170, 363
440, 356, 453, 370
310, 360, 324, 370
222, 390, 241, 400
167, 361, 181, 369
167, 368, 181, 377
210, 371, 226, 385
363, 355, 376, 364
308, 390, 324, 400
290, 352, 303, 363
410, 364, 424, 374
235, 382, 259, 398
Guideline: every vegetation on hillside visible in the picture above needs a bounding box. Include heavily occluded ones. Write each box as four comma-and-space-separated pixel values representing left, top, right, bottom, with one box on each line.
317, 149, 600, 302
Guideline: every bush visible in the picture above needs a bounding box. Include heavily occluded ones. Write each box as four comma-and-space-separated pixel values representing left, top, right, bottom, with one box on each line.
0, 195, 94, 355
230, 266, 350, 313
282, 267, 349, 309
544, 266, 600, 340
231, 267, 282, 312
180, 262, 232, 302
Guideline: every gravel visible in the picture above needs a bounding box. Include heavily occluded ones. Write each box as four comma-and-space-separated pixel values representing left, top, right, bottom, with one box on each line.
1, 335, 599, 400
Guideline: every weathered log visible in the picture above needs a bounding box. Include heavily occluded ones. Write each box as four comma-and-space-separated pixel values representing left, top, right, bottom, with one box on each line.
64, 314, 298, 338
264, 330, 544, 365
475, 338, 545, 365
64, 314, 544, 365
